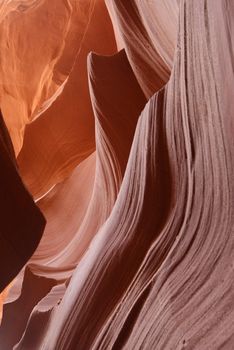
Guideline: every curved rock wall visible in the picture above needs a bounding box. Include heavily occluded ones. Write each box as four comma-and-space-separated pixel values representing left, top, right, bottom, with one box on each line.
0, 1, 234, 349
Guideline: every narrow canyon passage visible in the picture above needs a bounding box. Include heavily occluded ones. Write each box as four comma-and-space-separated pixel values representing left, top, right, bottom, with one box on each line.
0, 1, 234, 349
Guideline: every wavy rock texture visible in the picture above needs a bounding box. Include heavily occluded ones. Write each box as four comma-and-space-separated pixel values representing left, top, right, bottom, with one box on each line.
0, 0, 96, 154
1, 0, 234, 349
105, 0, 178, 97
17, 0, 116, 199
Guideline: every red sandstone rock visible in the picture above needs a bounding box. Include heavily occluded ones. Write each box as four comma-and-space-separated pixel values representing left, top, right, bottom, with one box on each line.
1, 0, 234, 349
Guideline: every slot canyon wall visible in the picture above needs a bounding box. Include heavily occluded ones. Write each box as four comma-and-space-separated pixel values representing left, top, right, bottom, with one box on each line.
0, 0, 234, 349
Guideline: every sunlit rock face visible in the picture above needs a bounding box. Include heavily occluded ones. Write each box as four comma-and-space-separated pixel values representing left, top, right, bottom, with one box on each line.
1, 0, 234, 349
